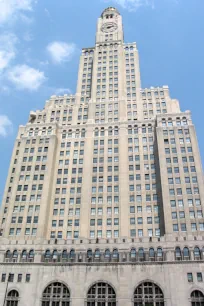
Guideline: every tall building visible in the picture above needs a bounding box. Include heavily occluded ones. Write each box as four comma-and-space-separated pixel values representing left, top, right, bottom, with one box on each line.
0, 7, 204, 306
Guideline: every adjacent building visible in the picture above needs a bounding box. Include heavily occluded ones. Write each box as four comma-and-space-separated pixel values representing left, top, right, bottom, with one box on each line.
0, 7, 204, 306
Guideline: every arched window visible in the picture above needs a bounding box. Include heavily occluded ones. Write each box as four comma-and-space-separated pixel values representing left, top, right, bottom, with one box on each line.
87, 282, 116, 306
167, 119, 173, 127
75, 129, 80, 138
182, 117, 187, 125
112, 249, 119, 259
95, 249, 100, 258
52, 250, 58, 260
100, 127, 105, 136
194, 247, 201, 259
6, 250, 11, 259
62, 130, 66, 139
138, 248, 145, 260
176, 119, 181, 126
13, 250, 18, 259
21, 250, 27, 259
81, 129, 86, 138
6, 290, 19, 306
114, 127, 119, 135
95, 128, 99, 137
202, 247, 204, 258
68, 130, 72, 138
161, 119, 166, 127
175, 247, 181, 259
134, 282, 164, 306
191, 290, 204, 306
45, 249, 51, 259
128, 126, 132, 134
133, 126, 138, 134
70, 249, 75, 259
130, 248, 136, 259
87, 249, 92, 258
105, 249, 111, 258
29, 128, 33, 136
149, 248, 155, 258
108, 127, 112, 136
29, 250, 34, 260
42, 282, 70, 306
183, 247, 190, 259
62, 250, 68, 259
157, 248, 163, 258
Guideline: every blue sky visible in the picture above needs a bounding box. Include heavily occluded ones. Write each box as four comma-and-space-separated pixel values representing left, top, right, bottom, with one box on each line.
0, 0, 204, 201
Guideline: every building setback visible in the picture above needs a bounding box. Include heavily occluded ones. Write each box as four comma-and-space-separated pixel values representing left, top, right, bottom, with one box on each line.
0, 6, 204, 306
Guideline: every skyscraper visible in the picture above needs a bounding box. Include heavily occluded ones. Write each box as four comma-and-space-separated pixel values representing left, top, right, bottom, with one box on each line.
0, 7, 204, 306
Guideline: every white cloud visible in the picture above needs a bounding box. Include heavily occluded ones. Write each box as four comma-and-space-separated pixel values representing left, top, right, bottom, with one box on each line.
7, 64, 46, 90
0, 0, 37, 25
0, 33, 17, 71
54, 88, 72, 95
47, 41, 76, 64
104, 0, 154, 10
0, 51, 14, 71
0, 115, 12, 137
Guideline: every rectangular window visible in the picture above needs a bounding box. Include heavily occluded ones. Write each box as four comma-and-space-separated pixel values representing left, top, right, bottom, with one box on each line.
197, 210, 203, 218
17, 274, 22, 282
26, 274, 31, 282
187, 273, 193, 282
138, 229, 143, 237
8, 274, 14, 282
191, 223, 197, 231
138, 217, 143, 224
178, 200, 184, 207
172, 212, 177, 219
1, 274, 6, 282
130, 229, 136, 237
181, 223, 186, 231
114, 207, 119, 214
130, 206, 135, 213
197, 273, 203, 282
173, 224, 178, 232
199, 223, 204, 231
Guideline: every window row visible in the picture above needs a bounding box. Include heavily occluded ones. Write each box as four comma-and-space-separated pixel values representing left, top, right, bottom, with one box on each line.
173, 223, 204, 232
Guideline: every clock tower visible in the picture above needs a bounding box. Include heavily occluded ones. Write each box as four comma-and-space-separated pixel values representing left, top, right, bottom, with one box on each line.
96, 7, 124, 44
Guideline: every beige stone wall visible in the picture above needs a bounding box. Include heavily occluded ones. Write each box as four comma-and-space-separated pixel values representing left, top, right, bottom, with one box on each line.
0, 261, 203, 306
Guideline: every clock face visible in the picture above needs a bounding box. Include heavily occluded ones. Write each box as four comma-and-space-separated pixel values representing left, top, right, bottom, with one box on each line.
101, 22, 118, 33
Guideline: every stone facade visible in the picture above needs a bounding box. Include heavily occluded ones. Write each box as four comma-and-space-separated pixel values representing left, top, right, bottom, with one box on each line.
0, 6, 204, 306
0, 236, 204, 305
